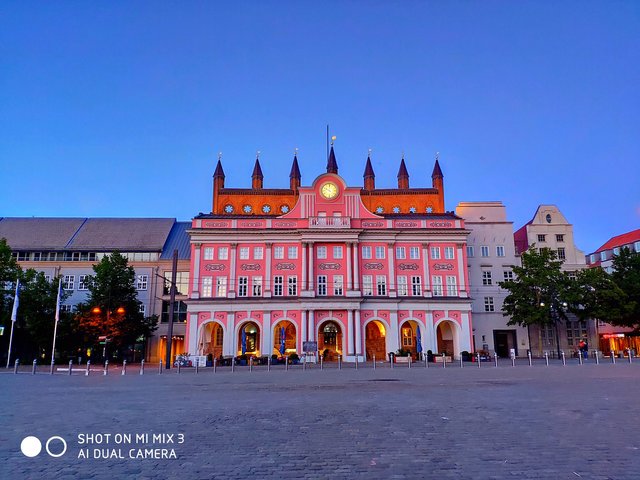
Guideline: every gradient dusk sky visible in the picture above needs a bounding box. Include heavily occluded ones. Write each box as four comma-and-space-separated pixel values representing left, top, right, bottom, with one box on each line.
1, 1, 638, 254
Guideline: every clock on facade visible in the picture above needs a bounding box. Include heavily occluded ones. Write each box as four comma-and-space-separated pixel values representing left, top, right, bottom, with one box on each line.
320, 182, 339, 199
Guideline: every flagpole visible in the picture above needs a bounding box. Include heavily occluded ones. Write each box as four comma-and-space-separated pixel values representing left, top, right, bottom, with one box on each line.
6, 279, 19, 369
50, 279, 62, 375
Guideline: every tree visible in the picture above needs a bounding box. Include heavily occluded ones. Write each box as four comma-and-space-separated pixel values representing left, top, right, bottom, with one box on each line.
0, 238, 21, 364
599, 247, 640, 329
75, 252, 157, 359
566, 267, 628, 325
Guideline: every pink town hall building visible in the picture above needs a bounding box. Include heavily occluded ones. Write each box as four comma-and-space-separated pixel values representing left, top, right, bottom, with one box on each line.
185, 147, 473, 363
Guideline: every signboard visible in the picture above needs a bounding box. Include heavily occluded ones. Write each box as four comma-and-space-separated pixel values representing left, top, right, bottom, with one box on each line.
0, 326, 4, 336
303, 341, 318, 353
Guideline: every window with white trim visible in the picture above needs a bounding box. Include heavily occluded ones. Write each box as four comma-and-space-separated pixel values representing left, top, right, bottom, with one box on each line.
273, 276, 283, 296
484, 296, 495, 312
361, 246, 372, 259
397, 276, 408, 296
503, 270, 514, 281
218, 247, 228, 260
78, 275, 89, 291
376, 276, 387, 296
538, 234, 546, 242
216, 277, 227, 297
139, 304, 146, 315
60, 304, 73, 313
317, 246, 327, 259
288, 276, 297, 296
239, 247, 250, 260
252, 277, 262, 296
202, 277, 213, 297
238, 277, 248, 297
63, 275, 75, 291
395, 247, 406, 259
432, 276, 443, 296
635, 241, 640, 252
557, 247, 566, 260
375, 246, 385, 259
317, 275, 327, 296
446, 276, 457, 296
203, 247, 214, 260
288, 246, 298, 259
467, 246, 474, 258
274, 246, 284, 259
253, 247, 264, 260
482, 271, 492, 286
333, 246, 343, 259
430, 247, 441, 260
444, 247, 454, 259
333, 275, 343, 295
411, 276, 422, 296
556, 234, 564, 242
481, 246, 489, 257
362, 275, 373, 296
136, 274, 148, 290
613, 247, 620, 256
410, 246, 420, 259
496, 246, 505, 257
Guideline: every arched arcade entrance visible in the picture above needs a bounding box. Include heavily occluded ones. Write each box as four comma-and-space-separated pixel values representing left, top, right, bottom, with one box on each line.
237, 321, 261, 356
273, 320, 297, 356
318, 321, 343, 361
365, 320, 386, 361
436, 321, 458, 357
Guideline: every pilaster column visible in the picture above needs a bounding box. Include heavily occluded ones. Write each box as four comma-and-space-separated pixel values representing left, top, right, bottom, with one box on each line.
353, 243, 360, 291
422, 243, 431, 296
308, 310, 315, 341
229, 243, 237, 296
307, 242, 314, 291
265, 243, 272, 296
389, 310, 400, 352
388, 242, 396, 296
301, 242, 307, 291
355, 310, 362, 356
347, 310, 354, 356
301, 310, 307, 344
456, 244, 466, 296
192, 243, 201, 299
224, 312, 236, 357
262, 311, 271, 355
346, 243, 353, 291
188, 313, 198, 354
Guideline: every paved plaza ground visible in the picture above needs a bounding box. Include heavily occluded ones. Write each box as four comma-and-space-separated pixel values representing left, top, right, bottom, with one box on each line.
1, 360, 639, 480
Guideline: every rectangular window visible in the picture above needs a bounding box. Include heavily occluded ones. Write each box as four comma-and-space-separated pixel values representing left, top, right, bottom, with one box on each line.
538, 234, 546, 242
317, 246, 327, 259
139, 304, 146, 315
273, 276, 283, 296
568, 271, 577, 281
557, 247, 566, 260
288, 246, 298, 259
163, 271, 190, 295
60, 304, 73, 313
397, 276, 408, 296
274, 246, 284, 259
600, 251, 606, 261
411, 276, 422, 296
218, 247, 228, 260
430, 247, 441, 260
362, 275, 373, 296
253, 247, 264, 260
556, 234, 564, 242
78, 275, 89, 291
482, 271, 492, 286
361, 246, 372, 259
239, 247, 250, 260
467, 246, 474, 258
333, 246, 343, 259
238, 277, 248, 297
376, 276, 387, 296
63, 275, 75, 291
317, 275, 327, 296
202, 277, 213, 297
496, 246, 505, 257
446, 276, 457, 296
203, 247, 214, 260
410, 246, 420, 259
566, 320, 587, 346
484, 297, 495, 312
288, 276, 298, 296
444, 247, 455, 260
432, 276, 443, 296
481, 246, 489, 257
136, 274, 148, 290
375, 246, 385, 259
613, 247, 620, 256
216, 277, 227, 297
333, 275, 344, 295
635, 241, 640, 252
503, 270, 514, 281
44, 275, 51, 283
252, 277, 262, 296
541, 324, 555, 348
396, 247, 406, 259
589, 254, 596, 263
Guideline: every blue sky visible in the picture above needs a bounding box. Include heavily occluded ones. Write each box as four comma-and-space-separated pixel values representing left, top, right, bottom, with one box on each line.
1, 1, 638, 253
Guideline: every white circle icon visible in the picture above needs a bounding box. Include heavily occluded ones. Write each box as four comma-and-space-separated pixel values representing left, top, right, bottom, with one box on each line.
20, 436, 42, 457
46, 436, 67, 458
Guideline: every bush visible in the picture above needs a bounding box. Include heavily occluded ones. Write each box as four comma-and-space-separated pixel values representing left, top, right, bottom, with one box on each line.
288, 353, 299, 362
396, 348, 411, 357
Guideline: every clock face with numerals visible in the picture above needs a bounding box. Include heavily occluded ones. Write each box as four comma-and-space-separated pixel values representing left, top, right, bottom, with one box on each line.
320, 182, 338, 199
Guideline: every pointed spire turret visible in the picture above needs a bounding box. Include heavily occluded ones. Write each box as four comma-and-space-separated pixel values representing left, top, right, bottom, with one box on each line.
212, 153, 225, 213
252, 153, 263, 189
431, 152, 444, 210
326, 145, 338, 174
431, 152, 443, 179
213, 158, 225, 179
363, 150, 375, 191
397, 156, 409, 189
290, 150, 301, 190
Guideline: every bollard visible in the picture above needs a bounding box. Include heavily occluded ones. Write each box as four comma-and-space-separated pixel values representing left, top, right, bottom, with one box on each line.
390, 355, 394, 369
594, 350, 599, 365
443, 353, 446, 369
13, 359, 19, 374
139, 360, 144, 375
511, 355, 515, 367
355, 355, 358, 370
195, 361, 199, 374
302, 356, 306, 371
612, 352, 616, 364
177, 361, 181, 374
477, 353, 481, 368
545, 352, 549, 366
338, 355, 342, 370
32, 359, 37, 375
320, 355, 323, 370
121, 360, 127, 376
425, 355, 429, 369
459, 355, 463, 368
494, 353, 498, 368
629, 349, 633, 364
578, 352, 583, 366
561, 351, 566, 366
231, 358, 235, 372
214, 358, 217, 373
104, 360, 109, 376
266, 357, 270, 372
158, 359, 163, 374
373, 355, 376, 370
249, 357, 253, 372
68, 360, 73, 375
408, 356, 411, 369
85, 360, 90, 376
528, 351, 532, 367
285, 357, 289, 371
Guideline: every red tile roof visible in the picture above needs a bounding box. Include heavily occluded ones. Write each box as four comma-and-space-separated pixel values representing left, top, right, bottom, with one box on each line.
592, 228, 640, 254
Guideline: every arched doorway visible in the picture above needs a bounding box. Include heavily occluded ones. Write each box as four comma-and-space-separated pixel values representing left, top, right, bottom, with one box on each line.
202, 322, 224, 359
399, 321, 420, 359
237, 321, 260, 356
436, 321, 457, 357
273, 320, 297, 356
318, 321, 342, 361
365, 321, 386, 361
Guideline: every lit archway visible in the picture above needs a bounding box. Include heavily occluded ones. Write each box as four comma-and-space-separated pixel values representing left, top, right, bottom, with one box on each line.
202, 321, 224, 359
273, 320, 297, 356
399, 320, 421, 359
436, 320, 458, 357
365, 320, 386, 361
237, 321, 261, 356
318, 320, 343, 361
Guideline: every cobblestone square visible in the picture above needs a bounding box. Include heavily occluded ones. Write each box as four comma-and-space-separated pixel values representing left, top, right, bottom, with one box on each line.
1, 362, 639, 479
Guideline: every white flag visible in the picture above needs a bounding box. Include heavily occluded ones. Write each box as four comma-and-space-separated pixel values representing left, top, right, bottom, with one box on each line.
54, 279, 63, 323
10, 279, 20, 322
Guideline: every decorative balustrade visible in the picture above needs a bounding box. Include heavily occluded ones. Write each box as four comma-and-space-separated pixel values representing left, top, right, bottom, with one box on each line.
308, 217, 351, 228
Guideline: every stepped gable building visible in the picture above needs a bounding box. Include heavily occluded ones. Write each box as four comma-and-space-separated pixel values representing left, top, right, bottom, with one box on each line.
186, 146, 473, 363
